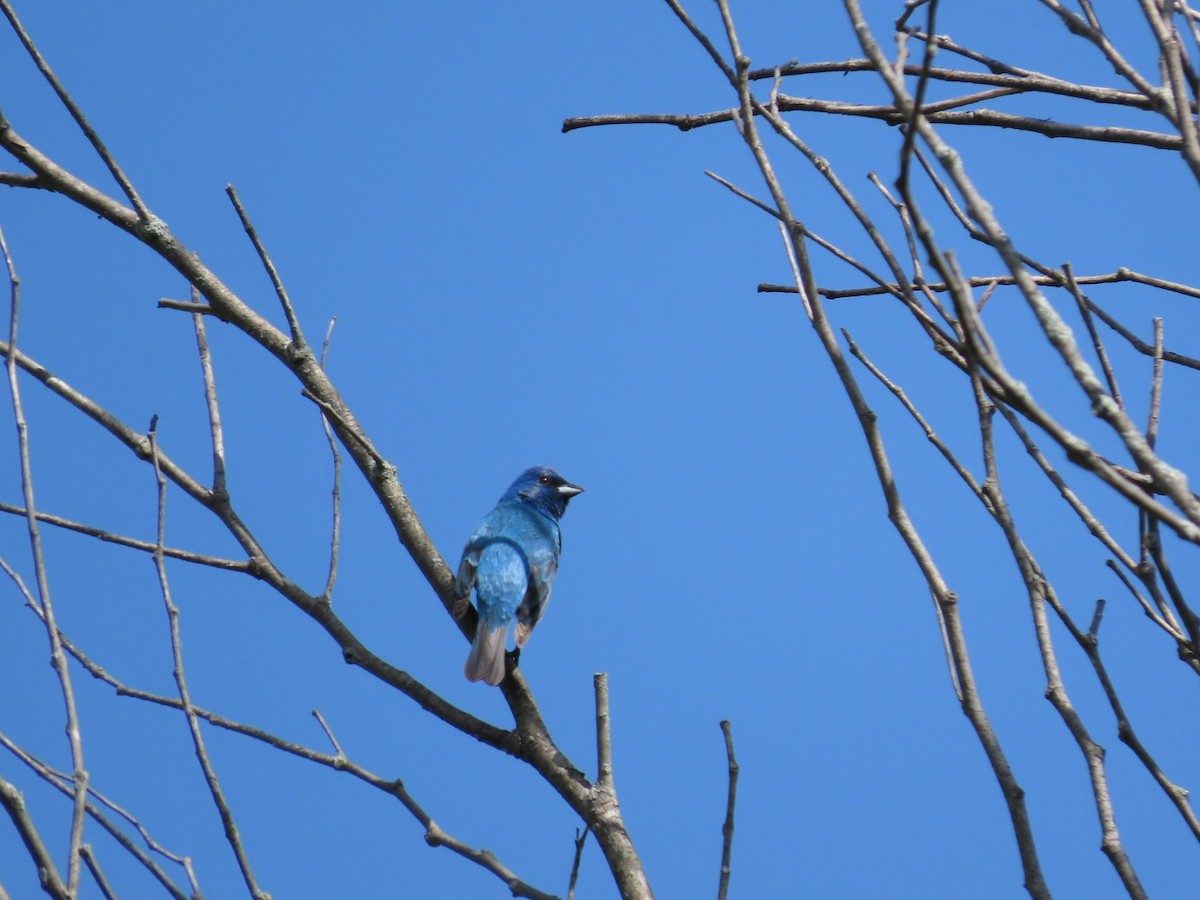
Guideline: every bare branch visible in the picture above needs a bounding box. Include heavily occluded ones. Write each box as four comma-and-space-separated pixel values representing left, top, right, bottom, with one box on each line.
318, 319, 342, 600
565, 98, 1183, 150
80, 845, 118, 900
1087, 599, 1106, 641
1035, 0, 1163, 109
761, 271, 1200, 372
158, 298, 220, 316
968, 360, 1148, 898
1103, 559, 1186, 642
0, 0, 150, 218
0, 170, 44, 188
660, 0, 736, 83
0, 500, 249, 571
1147, 317, 1164, 448
848, 0, 1200, 539
567, 827, 589, 900
1076, 628, 1200, 840
1134, 0, 1200, 177
704, 169, 781, 219
1146, 521, 1200, 659
309, 712, 563, 900
0, 776, 68, 899
716, 720, 738, 900
1, 224, 89, 894
192, 292, 228, 497
595, 673, 613, 792
226, 184, 306, 348
148, 419, 270, 899
0, 729, 195, 900
761, 267, 1200, 302
684, 4, 1054, 893
1065, 264, 1123, 410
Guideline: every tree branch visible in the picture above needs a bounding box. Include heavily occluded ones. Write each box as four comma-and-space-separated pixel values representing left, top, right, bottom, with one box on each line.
716, 720, 738, 900
1, 224, 89, 895
148, 420, 270, 899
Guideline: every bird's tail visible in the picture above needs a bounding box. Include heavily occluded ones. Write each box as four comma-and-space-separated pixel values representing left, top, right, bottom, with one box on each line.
465, 622, 508, 686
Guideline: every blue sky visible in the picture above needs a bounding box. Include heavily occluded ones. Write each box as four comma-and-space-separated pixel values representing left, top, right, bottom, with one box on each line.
2, 2, 1199, 898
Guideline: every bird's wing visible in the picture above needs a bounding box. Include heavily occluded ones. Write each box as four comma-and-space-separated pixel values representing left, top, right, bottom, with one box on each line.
455, 540, 481, 600
514, 515, 562, 647
454, 508, 507, 599
514, 556, 557, 648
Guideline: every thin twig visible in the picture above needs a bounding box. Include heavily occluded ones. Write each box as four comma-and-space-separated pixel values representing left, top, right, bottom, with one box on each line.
158, 298, 220, 316
1065, 263, 1123, 409
312, 709, 346, 758
751, 56, 1170, 110
564, 100, 1184, 149
707, 166, 906, 311
841, 326, 976, 694
705, 169, 781, 219
1087, 599, 1106, 640
1145, 520, 1200, 659
319, 318, 342, 601
0, 170, 44, 189
969, 355, 1147, 898
0, 500, 249, 570
897, 0, 938, 193
148, 418, 270, 900
314, 711, 562, 900
1083, 290, 1200, 371
192, 290, 228, 497
716, 720, 739, 900
1134, 0, 1200, 179
776, 221, 813, 319
79, 845, 118, 900
1103, 559, 1186, 641
844, 5, 1052, 892
0, 564, 199, 895
660, 0, 736, 83
1036, 0, 1162, 107
1147, 317, 1164, 449
762, 273, 1200, 370
760, 267, 1200, 303
595, 673, 613, 792
299, 387, 390, 470
0, 224, 89, 894
0, 723, 224, 897
567, 826, 589, 900
1076, 620, 1200, 839
863, 171, 960, 327
0, 0, 151, 219
0, 776, 69, 899
226, 184, 306, 348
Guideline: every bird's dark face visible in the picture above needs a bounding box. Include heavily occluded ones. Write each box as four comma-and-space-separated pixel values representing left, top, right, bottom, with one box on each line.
505, 466, 584, 520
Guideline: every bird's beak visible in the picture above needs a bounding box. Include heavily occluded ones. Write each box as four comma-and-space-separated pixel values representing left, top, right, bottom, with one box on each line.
557, 482, 584, 498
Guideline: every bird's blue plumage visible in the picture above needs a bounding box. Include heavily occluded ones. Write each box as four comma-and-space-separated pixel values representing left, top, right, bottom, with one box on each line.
455, 466, 583, 685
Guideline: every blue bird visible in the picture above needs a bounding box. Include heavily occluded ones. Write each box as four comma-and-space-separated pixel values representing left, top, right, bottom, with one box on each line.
453, 466, 584, 686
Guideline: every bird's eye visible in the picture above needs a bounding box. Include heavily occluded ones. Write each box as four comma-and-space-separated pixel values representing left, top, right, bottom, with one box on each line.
539, 475, 550, 484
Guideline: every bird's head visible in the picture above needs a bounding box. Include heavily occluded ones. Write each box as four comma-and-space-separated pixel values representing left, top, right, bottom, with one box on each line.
504, 466, 584, 520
